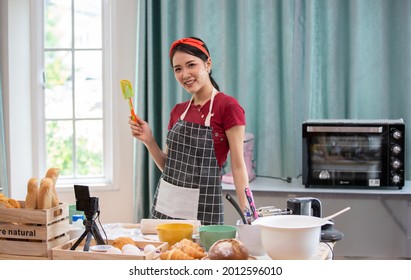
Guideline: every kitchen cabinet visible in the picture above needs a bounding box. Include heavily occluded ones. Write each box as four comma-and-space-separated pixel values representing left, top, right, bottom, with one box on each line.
223, 178, 411, 259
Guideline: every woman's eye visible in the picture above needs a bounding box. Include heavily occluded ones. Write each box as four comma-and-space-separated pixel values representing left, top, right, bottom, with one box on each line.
188, 63, 196, 68
174, 68, 181, 73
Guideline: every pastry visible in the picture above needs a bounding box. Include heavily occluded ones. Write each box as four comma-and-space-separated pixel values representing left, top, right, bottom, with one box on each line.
208, 238, 249, 260
38, 178, 54, 209
45, 168, 60, 207
159, 248, 195, 260
172, 238, 205, 259
112, 236, 136, 250
25, 178, 39, 209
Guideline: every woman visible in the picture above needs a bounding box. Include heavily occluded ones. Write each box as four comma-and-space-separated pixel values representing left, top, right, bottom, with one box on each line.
129, 37, 249, 225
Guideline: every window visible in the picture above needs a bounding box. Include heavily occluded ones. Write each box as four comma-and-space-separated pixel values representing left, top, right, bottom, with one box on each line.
39, 0, 112, 186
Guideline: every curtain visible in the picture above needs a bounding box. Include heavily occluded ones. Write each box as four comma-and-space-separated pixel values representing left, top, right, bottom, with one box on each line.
133, 0, 411, 221
0, 65, 9, 196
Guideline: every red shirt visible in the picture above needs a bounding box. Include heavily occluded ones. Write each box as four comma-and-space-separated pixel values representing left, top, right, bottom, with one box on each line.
168, 92, 246, 167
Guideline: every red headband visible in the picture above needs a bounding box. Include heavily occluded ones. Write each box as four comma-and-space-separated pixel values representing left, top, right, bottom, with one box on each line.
169, 38, 210, 58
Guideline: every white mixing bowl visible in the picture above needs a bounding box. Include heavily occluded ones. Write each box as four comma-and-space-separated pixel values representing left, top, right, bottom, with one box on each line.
252, 215, 330, 260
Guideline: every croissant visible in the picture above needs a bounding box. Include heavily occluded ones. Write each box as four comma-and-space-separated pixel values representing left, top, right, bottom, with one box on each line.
160, 248, 195, 260
178, 238, 205, 253
172, 240, 205, 259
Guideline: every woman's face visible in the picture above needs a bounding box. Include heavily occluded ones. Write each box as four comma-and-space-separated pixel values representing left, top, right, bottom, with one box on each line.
172, 51, 212, 94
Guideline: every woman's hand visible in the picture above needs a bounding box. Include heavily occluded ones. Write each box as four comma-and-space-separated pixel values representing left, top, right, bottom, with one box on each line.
129, 117, 154, 145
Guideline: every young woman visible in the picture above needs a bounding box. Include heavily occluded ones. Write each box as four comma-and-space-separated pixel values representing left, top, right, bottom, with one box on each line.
129, 37, 249, 225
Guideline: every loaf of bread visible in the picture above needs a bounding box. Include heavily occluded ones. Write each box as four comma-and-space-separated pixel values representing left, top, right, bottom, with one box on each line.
112, 236, 136, 250
25, 178, 39, 209
38, 178, 54, 209
45, 168, 60, 207
208, 238, 249, 260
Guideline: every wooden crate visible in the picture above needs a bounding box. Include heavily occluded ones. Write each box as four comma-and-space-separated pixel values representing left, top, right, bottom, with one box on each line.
0, 202, 70, 258
52, 238, 169, 260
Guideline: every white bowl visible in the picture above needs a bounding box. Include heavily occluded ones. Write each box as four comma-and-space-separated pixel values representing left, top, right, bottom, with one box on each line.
252, 215, 330, 260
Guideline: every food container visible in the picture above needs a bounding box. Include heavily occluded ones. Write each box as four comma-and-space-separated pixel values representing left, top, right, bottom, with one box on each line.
156, 223, 194, 246
252, 215, 330, 260
0, 202, 70, 259
52, 238, 168, 260
198, 225, 237, 251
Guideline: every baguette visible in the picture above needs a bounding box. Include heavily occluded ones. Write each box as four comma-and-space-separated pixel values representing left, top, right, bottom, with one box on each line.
25, 178, 39, 209
38, 178, 54, 209
45, 168, 60, 207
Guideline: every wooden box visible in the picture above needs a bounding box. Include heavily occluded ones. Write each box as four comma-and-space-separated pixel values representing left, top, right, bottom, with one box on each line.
0, 202, 70, 259
52, 239, 168, 260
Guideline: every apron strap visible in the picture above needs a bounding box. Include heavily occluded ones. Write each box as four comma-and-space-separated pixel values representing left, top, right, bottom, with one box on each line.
180, 88, 218, 127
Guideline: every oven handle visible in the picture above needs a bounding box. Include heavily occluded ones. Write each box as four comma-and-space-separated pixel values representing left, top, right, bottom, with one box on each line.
306, 126, 383, 133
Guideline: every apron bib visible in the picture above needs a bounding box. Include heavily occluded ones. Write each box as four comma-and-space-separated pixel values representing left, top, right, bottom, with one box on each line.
151, 89, 224, 225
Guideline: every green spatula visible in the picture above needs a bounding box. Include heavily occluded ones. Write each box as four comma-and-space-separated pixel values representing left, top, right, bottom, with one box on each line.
120, 79, 139, 123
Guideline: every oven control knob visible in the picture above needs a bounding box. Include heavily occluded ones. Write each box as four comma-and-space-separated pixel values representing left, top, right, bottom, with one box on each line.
319, 171, 330, 180
392, 145, 402, 154
392, 130, 402, 140
392, 174, 401, 184
392, 159, 402, 169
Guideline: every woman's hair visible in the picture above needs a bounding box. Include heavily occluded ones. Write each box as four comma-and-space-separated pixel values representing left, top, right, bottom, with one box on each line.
169, 37, 220, 91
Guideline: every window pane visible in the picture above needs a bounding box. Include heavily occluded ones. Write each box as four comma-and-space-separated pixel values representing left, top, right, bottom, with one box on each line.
76, 120, 103, 176
45, 0, 72, 49
74, 0, 102, 49
46, 120, 73, 177
75, 50, 103, 118
45, 50, 73, 119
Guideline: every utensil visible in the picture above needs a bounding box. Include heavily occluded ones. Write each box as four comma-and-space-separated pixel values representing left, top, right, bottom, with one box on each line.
225, 193, 247, 225
252, 215, 331, 259
120, 79, 140, 123
245, 188, 259, 220
156, 223, 194, 246
198, 225, 237, 251
322, 207, 351, 221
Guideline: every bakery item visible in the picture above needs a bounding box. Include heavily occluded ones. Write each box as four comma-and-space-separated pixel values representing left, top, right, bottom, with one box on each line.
38, 178, 54, 209
208, 238, 249, 260
160, 248, 195, 260
0, 196, 21, 208
45, 168, 60, 207
172, 238, 205, 259
6, 198, 21, 208
25, 178, 39, 209
112, 236, 136, 250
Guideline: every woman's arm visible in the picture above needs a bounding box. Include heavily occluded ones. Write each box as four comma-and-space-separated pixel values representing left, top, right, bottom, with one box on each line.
129, 119, 167, 172
225, 125, 249, 212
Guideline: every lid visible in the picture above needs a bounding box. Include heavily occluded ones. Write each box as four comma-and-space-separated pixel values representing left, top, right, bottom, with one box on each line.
72, 214, 85, 222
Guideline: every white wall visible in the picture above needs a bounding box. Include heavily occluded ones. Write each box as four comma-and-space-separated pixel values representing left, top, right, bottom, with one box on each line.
1, 0, 138, 223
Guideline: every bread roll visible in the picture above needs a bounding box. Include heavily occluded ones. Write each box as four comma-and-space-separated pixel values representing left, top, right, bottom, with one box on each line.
112, 236, 136, 250
45, 168, 60, 207
38, 178, 54, 209
25, 178, 39, 209
208, 238, 249, 260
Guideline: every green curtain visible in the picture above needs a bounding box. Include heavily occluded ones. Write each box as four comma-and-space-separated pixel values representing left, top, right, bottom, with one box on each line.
0, 65, 9, 196
133, 0, 411, 222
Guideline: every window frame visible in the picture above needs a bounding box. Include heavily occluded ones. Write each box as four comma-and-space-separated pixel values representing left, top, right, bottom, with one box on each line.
31, 0, 114, 190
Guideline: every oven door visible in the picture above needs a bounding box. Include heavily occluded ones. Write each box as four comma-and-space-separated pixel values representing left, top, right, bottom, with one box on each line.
302, 124, 389, 187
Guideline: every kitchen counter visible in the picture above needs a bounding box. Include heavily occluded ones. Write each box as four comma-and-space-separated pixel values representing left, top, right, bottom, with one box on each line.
222, 177, 411, 196
222, 178, 411, 259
